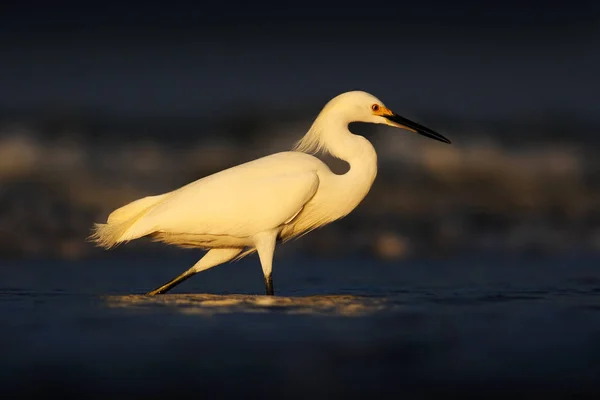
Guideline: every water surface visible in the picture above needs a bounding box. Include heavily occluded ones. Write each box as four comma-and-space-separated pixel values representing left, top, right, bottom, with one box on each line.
1, 253, 599, 398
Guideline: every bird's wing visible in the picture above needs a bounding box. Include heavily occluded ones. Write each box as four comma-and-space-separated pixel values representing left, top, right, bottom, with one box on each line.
131, 169, 320, 238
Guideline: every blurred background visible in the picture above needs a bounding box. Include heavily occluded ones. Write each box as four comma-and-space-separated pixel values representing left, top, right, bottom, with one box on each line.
1, 2, 600, 398
1, 2, 599, 262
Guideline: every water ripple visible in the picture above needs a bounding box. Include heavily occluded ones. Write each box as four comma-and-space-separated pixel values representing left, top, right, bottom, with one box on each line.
104, 294, 403, 316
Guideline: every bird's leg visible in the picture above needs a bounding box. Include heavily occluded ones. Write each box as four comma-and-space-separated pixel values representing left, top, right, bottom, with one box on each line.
254, 229, 278, 296
146, 248, 242, 296
265, 274, 274, 296
147, 269, 195, 296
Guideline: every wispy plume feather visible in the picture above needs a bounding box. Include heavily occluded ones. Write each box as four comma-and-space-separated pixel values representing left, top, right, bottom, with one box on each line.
292, 125, 327, 154
292, 112, 332, 155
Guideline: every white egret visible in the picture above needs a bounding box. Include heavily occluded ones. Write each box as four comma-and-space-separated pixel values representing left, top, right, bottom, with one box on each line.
90, 91, 450, 296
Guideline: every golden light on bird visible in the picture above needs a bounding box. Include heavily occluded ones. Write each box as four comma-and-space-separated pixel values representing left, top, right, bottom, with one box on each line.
90, 91, 451, 296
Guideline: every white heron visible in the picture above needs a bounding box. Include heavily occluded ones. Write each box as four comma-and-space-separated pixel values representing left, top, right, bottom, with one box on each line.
90, 91, 450, 296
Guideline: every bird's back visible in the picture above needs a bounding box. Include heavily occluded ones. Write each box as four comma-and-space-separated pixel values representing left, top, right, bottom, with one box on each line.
171, 151, 325, 194
91, 151, 330, 248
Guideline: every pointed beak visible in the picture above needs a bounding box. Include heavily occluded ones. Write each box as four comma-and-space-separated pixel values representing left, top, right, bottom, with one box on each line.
384, 113, 451, 144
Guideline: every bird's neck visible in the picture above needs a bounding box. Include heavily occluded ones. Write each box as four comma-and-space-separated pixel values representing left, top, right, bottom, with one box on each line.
291, 114, 378, 222
295, 112, 378, 188
321, 116, 377, 168
329, 125, 375, 162
322, 118, 379, 212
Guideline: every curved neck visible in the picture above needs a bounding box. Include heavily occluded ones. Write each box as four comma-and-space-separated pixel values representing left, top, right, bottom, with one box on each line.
321, 114, 377, 169
329, 125, 376, 164
320, 117, 379, 211
292, 112, 379, 222
315, 115, 377, 192
294, 111, 378, 183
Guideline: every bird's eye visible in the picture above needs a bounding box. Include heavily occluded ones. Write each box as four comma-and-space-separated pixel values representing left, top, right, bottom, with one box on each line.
371, 104, 380, 112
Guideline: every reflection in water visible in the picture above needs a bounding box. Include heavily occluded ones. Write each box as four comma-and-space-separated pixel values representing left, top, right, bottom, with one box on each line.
105, 294, 400, 316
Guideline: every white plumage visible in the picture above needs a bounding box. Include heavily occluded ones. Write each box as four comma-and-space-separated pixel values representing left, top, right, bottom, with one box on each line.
90, 90, 450, 296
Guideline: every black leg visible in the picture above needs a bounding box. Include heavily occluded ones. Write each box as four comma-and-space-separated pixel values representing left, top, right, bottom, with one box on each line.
265, 274, 274, 296
147, 270, 195, 296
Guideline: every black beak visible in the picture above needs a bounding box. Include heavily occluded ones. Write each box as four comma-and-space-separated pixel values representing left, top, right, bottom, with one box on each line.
384, 114, 451, 144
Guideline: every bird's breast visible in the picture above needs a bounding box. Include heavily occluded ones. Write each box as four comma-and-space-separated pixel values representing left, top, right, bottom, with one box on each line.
280, 165, 377, 240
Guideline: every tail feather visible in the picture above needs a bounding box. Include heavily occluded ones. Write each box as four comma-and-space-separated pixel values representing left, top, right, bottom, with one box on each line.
88, 220, 140, 249
107, 194, 168, 224
88, 194, 168, 249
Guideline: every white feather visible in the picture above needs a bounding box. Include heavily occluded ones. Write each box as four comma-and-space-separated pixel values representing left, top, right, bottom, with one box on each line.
89, 90, 449, 295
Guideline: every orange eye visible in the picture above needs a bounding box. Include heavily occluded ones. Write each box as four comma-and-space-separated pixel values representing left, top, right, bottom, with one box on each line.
371, 104, 380, 112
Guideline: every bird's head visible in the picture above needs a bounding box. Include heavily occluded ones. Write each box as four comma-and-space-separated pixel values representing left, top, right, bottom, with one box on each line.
326, 91, 451, 144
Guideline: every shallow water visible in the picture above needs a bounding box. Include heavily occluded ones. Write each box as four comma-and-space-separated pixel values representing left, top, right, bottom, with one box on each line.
1, 252, 599, 398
